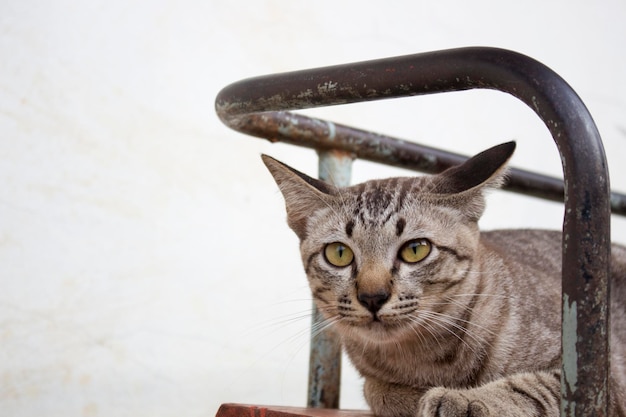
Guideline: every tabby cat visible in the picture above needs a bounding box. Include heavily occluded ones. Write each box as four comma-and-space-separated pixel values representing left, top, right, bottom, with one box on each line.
262, 142, 626, 417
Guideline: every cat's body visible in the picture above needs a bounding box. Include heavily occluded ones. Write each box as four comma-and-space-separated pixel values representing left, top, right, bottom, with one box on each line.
262, 142, 626, 417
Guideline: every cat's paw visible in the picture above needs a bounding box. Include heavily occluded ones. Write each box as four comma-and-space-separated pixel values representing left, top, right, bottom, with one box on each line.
418, 387, 489, 417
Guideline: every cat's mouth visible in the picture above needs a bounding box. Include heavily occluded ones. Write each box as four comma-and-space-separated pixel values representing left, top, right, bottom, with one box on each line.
347, 311, 411, 336
366, 316, 394, 330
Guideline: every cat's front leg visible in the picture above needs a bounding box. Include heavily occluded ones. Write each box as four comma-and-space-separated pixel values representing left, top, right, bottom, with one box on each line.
363, 377, 427, 417
417, 370, 560, 417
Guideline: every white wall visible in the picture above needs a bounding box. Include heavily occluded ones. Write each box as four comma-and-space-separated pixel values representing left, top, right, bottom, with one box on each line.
1, 1, 626, 416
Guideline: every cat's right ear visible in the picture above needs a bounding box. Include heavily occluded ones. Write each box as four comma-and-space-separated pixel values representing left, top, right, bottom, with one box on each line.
261, 154, 336, 239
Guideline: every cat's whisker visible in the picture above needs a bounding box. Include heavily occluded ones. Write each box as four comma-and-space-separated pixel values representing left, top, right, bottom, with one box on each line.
406, 315, 444, 352
419, 297, 497, 329
247, 296, 319, 333
310, 316, 343, 341
254, 311, 342, 372
281, 325, 318, 350
443, 295, 513, 329
413, 311, 488, 355
244, 314, 311, 353
226, 311, 330, 390
444, 292, 515, 300
419, 306, 498, 340
236, 315, 310, 348
423, 321, 480, 357
269, 313, 316, 334
407, 312, 479, 357
419, 293, 513, 332
249, 309, 313, 331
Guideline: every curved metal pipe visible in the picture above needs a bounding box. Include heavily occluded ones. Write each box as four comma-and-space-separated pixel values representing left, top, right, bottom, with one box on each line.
216, 47, 611, 416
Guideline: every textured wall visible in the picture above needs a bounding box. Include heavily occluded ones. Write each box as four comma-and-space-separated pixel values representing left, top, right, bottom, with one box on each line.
1, 1, 626, 416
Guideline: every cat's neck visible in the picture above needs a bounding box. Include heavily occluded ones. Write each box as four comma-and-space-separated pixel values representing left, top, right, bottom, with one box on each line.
342, 324, 491, 388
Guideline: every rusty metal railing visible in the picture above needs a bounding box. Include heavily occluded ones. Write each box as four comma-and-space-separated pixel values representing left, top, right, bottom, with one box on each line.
216, 47, 625, 417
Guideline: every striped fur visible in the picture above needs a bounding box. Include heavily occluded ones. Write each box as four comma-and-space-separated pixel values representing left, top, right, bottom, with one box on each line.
262, 142, 626, 417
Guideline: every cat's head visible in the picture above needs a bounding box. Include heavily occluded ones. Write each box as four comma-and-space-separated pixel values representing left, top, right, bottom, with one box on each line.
262, 142, 515, 344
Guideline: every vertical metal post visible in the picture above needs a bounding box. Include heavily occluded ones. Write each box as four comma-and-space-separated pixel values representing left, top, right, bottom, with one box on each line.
307, 150, 353, 408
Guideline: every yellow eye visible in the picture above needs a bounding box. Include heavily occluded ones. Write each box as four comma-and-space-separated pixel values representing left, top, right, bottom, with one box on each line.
324, 242, 354, 267
399, 239, 431, 263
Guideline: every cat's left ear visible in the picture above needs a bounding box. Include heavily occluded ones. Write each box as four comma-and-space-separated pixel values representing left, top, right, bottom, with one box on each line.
429, 141, 516, 220
432, 141, 515, 193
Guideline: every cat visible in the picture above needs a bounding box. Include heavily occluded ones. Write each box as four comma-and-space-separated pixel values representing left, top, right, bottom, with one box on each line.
261, 142, 626, 417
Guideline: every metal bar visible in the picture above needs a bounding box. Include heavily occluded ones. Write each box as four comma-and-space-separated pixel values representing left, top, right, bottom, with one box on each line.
307, 150, 353, 408
220, 110, 626, 213
216, 47, 612, 416
218, 87, 625, 217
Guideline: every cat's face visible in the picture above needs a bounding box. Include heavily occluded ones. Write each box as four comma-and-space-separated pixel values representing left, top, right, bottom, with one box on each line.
298, 178, 481, 343
263, 142, 515, 344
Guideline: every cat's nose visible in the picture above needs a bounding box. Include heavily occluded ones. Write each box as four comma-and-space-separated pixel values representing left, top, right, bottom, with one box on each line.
357, 291, 390, 314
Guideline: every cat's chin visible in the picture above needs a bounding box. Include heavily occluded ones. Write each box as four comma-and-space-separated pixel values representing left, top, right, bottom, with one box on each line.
342, 320, 411, 344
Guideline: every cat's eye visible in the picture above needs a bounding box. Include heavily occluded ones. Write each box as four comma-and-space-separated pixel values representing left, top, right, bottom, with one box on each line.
324, 242, 354, 267
399, 239, 431, 263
